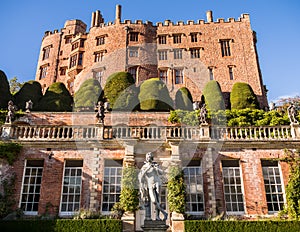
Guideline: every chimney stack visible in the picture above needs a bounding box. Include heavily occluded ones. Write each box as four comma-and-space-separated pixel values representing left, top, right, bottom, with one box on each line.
91, 11, 96, 28
206, 10, 213, 22
115, 4, 122, 23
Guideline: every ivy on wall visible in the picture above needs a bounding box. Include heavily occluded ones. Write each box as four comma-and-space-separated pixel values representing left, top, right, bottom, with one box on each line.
0, 142, 22, 165
281, 149, 300, 219
167, 165, 186, 214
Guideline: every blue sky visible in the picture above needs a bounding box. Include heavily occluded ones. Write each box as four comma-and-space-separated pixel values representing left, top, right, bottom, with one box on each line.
0, 0, 299, 102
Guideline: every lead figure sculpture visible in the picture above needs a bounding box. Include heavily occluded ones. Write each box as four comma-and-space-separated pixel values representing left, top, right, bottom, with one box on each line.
288, 103, 298, 124
138, 152, 168, 221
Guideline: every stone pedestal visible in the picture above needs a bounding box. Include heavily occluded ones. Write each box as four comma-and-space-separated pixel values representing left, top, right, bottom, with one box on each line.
171, 212, 184, 232
141, 220, 169, 232
199, 123, 210, 139
121, 211, 135, 232
1, 124, 13, 139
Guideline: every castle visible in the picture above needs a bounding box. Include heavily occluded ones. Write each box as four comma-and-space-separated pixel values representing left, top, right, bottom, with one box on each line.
2, 5, 297, 232
35, 5, 268, 109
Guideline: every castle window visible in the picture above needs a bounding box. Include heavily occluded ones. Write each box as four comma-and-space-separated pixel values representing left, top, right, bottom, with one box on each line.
158, 35, 167, 44
42, 46, 51, 60
65, 36, 72, 44
261, 160, 285, 213
93, 69, 104, 84
184, 160, 204, 214
174, 49, 182, 59
222, 160, 245, 214
128, 67, 137, 82
94, 51, 105, 62
175, 69, 183, 84
229, 66, 234, 80
71, 42, 79, 51
190, 48, 200, 59
101, 160, 123, 213
69, 54, 77, 68
191, 33, 198, 43
159, 70, 168, 84
80, 40, 85, 47
20, 160, 44, 215
208, 67, 214, 80
158, 50, 168, 60
78, 53, 83, 66
220, 39, 231, 57
129, 47, 139, 57
129, 32, 139, 42
60, 67, 67, 76
96, 36, 105, 46
60, 160, 83, 216
173, 34, 182, 44
39, 66, 48, 79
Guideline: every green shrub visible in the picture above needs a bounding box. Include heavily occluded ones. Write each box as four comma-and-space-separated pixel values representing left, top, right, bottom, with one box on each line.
0, 219, 122, 232
175, 87, 193, 110
13, 81, 43, 111
118, 166, 139, 212
139, 78, 173, 111
230, 82, 259, 110
0, 70, 12, 109
36, 82, 73, 112
184, 220, 300, 232
74, 79, 103, 111
113, 85, 140, 111
104, 72, 135, 109
203, 80, 225, 112
0, 142, 22, 165
167, 165, 186, 214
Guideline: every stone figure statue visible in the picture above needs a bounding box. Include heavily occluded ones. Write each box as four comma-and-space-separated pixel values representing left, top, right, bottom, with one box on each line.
193, 101, 200, 111
96, 101, 105, 123
288, 103, 298, 124
138, 152, 168, 221
199, 104, 207, 124
5, 100, 15, 124
25, 100, 33, 113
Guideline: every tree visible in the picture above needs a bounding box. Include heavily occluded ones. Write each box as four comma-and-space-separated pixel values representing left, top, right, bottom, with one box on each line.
9, 77, 24, 95
36, 82, 73, 112
74, 79, 103, 111
13, 81, 43, 111
138, 78, 173, 111
202, 80, 225, 112
104, 72, 135, 109
0, 70, 12, 109
175, 87, 193, 110
113, 85, 139, 111
230, 82, 259, 110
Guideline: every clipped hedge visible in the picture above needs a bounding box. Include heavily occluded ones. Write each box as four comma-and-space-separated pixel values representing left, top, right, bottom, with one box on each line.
0, 70, 12, 110
230, 82, 259, 110
203, 80, 225, 112
184, 220, 300, 232
175, 87, 193, 110
0, 219, 122, 232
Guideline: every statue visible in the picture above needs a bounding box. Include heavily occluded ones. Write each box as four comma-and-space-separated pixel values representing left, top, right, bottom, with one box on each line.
96, 101, 105, 123
25, 100, 33, 113
193, 101, 200, 111
288, 103, 298, 124
199, 104, 207, 124
5, 100, 16, 124
138, 152, 168, 221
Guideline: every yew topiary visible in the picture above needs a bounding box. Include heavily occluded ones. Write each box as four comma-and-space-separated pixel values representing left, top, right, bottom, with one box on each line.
138, 78, 173, 111
74, 79, 103, 111
36, 82, 73, 112
0, 70, 12, 109
13, 81, 43, 111
104, 72, 135, 109
175, 87, 193, 110
202, 80, 225, 112
230, 82, 259, 110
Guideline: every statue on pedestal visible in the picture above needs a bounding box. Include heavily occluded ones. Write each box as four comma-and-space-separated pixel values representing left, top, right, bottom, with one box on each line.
96, 101, 105, 123
138, 152, 168, 221
5, 100, 16, 124
25, 100, 33, 113
198, 104, 207, 124
288, 103, 298, 124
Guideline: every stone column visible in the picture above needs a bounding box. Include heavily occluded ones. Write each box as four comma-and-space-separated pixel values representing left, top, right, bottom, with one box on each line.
1, 124, 14, 140
199, 124, 210, 139
203, 147, 217, 217
121, 140, 137, 232
89, 149, 101, 211
96, 123, 104, 140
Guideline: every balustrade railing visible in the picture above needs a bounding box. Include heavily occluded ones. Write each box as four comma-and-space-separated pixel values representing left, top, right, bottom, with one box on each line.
0, 124, 296, 141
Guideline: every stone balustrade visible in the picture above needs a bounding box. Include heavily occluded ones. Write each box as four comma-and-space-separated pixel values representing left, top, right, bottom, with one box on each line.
0, 124, 298, 141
